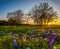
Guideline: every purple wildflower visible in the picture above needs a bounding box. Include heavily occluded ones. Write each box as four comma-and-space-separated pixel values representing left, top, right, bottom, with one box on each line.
19, 33, 23, 40
48, 35, 57, 45
53, 35, 57, 40
31, 35, 36, 39
48, 38, 55, 45
13, 37, 18, 49
44, 33, 48, 38
50, 32, 57, 40
26, 36, 30, 40
48, 36, 55, 49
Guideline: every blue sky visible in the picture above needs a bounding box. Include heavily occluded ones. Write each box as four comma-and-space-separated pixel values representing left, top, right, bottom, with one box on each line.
0, 0, 60, 18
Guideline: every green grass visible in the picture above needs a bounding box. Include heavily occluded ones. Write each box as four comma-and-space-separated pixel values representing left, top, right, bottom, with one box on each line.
0, 25, 60, 34
0, 25, 40, 34
55, 44, 60, 49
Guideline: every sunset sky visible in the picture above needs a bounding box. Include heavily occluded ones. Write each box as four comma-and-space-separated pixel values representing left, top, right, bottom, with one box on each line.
0, 0, 60, 20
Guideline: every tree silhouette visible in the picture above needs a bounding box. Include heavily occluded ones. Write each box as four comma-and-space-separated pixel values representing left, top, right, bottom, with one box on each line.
7, 10, 24, 25
29, 3, 58, 25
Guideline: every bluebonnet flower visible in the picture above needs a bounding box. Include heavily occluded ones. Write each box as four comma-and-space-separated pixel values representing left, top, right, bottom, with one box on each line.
47, 32, 57, 49
26, 36, 30, 40
13, 37, 18, 49
31, 35, 36, 39
47, 36, 55, 49
50, 32, 57, 40
53, 35, 57, 40
19, 33, 23, 40
44, 33, 49, 38
48, 37, 55, 45
48, 34, 57, 46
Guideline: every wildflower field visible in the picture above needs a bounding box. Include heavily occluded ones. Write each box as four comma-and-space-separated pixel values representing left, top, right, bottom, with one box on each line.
0, 25, 60, 49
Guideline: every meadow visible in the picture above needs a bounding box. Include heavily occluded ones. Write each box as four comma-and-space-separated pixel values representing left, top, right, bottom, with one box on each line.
0, 25, 59, 33
0, 25, 60, 49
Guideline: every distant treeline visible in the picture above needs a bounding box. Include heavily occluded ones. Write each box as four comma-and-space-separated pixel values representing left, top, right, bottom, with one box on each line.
0, 20, 23, 26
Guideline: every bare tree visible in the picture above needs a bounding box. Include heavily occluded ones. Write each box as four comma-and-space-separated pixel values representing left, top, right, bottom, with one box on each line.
29, 3, 58, 25
7, 10, 24, 25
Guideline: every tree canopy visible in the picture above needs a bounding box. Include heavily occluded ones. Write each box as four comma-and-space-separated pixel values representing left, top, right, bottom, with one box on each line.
7, 10, 24, 25
29, 3, 58, 25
